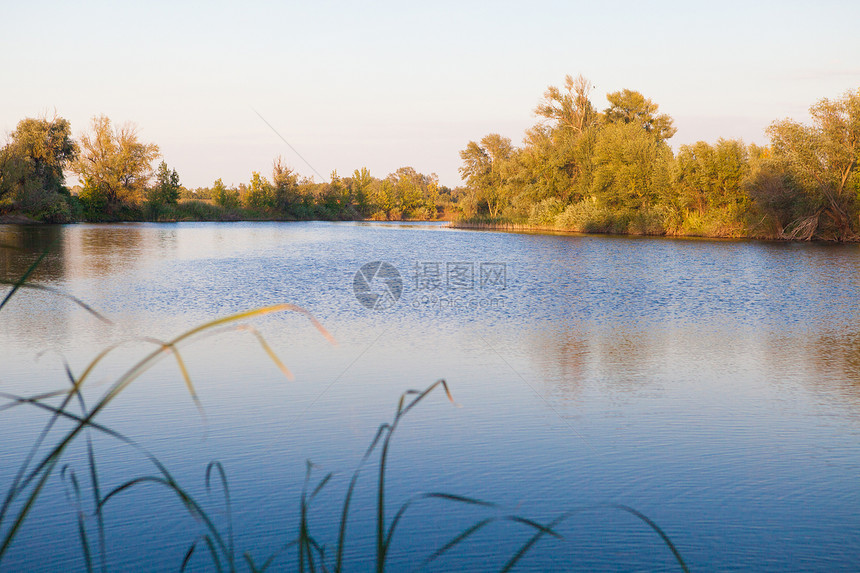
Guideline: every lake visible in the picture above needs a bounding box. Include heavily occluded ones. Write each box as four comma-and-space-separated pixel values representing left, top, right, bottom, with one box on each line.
1, 222, 859, 571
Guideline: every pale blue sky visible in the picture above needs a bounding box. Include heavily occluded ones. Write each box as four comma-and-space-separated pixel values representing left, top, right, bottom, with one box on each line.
2, 0, 859, 188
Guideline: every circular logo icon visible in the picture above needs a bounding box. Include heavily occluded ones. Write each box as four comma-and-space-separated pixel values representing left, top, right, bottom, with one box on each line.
353, 261, 403, 310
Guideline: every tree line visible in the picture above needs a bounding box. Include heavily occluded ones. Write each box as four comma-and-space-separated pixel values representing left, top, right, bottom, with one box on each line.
458, 75, 860, 241
0, 115, 459, 223
2, 80, 859, 240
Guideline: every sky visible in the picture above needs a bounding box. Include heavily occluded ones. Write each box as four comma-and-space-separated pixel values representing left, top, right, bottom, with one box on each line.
2, 0, 860, 189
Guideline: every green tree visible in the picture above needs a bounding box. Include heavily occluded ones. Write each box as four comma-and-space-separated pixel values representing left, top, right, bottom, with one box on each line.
73, 115, 159, 213
503, 75, 601, 214
0, 115, 78, 218
513, 122, 597, 208
458, 134, 514, 217
534, 74, 598, 135
767, 88, 860, 240
604, 89, 677, 142
315, 170, 352, 219
147, 161, 181, 206
372, 178, 396, 219
243, 172, 274, 211
212, 178, 239, 209
591, 121, 672, 209
349, 167, 375, 216
272, 157, 301, 216
675, 139, 750, 213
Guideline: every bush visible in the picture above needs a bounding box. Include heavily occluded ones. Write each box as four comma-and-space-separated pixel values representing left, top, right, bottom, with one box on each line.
28, 192, 73, 224
554, 200, 617, 233
528, 197, 566, 227
553, 201, 668, 235
680, 205, 748, 238
627, 206, 668, 235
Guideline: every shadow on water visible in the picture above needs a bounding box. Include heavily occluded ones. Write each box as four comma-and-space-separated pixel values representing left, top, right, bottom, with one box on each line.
0, 225, 65, 284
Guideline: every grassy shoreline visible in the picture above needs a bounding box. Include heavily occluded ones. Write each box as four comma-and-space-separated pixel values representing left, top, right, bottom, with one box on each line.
5, 206, 847, 244
449, 218, 818, 242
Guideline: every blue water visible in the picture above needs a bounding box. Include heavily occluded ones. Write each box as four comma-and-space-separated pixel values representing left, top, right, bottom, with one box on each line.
1, 222, 859, 571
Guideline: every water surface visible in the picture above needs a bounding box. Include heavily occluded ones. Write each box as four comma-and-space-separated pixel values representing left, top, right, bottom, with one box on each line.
1, 222, 859, 571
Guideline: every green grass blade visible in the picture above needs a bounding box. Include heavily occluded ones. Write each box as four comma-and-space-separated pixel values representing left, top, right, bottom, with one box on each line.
498, 512, 571, 573
0, 280, 113, 323
1, 303, 328, 563
180, 539, 199, 572
398, 379, 459, 419
85, 432, 107, 573
334, 423, 390, 573
205, 461, 234, 571
506, 516, 562, 539
99, 474, 230, 566
202, 535, 224, 573
243, 552, 260, 573
64, 360, 108, 573
247, 539, 299, 573
0, 340, 126, 528
310, 473, 333, 500
60, 466, 93, 573
609, 504, 691, 573
377, 381, 458, 573
385, 492, 497, 552
0, 384, 81, 524
0, 245, 51, 313
0, 390, 68, 412
417, 517, 495, 570
0, 455, 63, 559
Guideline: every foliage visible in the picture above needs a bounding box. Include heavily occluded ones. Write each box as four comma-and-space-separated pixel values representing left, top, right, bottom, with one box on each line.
2, 84, 858, 238
146, 161, 181, 207
590, 122, 672, 210
459, 135, 515, 217
242, 172, 274, 212
603, 89, 677, 142
0, 115, 78, 221
457, 76, 860, 241
212, 178, 241, 210
674, 139, 751, 213
0, 112, 445, 224
73, 116, 159, 214
767, 88, 860, 240
534, 74, 599, 135
272, 157, 302, 217
553, 200, 667, 235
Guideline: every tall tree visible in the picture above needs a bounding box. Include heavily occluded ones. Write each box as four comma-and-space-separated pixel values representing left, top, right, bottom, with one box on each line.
73, 115, 159, 211
534, 74, 598, 135
604, 89, 677, 142
349, 166, 375, 215
591, 122, 672, 209
243, 171, 273, 211
272, 157, 301, 215
147, 161, 181, 206
458, 134, 514, 217
767, 88, 860, 240
675, 139, 750, 213
0, 115, 77, 208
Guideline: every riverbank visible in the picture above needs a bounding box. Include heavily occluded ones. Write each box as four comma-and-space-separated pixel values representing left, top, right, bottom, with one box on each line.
0, 201, 458, 225
449, 219, 807, 241
0, 213, 40, 224
3, 205, 849, 243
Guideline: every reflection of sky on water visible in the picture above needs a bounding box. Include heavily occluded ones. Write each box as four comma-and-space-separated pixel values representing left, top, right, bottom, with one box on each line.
1, 222, 860, 571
